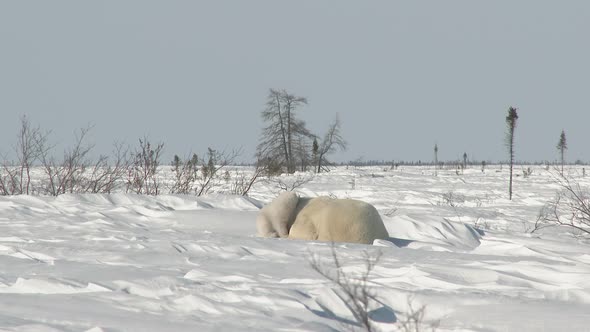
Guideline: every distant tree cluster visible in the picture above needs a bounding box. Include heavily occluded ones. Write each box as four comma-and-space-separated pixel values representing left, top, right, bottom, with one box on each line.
256, 89, 346, 175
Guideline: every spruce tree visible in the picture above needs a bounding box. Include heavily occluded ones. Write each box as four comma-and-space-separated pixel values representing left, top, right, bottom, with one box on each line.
505, 107, 518, 200
312, 138, 319, 172
434, 144, 438, 176
557, 130, 567, 175
463, 152, 467, 169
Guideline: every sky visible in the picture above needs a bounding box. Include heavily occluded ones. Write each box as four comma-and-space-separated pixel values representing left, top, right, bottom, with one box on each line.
1, 1, 589, 164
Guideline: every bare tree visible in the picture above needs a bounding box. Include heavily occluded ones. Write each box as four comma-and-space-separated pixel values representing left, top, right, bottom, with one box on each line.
1, 117, 128, 196
557, 129, 567, 176
126, 138, 164, 195
256, 89, 314, 174
316, 115, 347, 173
12, 116, 50, 194
16, 115, 38, 195
293, 135, 313, 172
505, 106, 518, 200
38, 126, 94, 196
0, 163, 19, 195
83, 142, 130, 194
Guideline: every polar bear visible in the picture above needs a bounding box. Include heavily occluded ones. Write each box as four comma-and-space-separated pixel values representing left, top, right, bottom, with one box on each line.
256, 192, 389, 244
256, 191, 300, 238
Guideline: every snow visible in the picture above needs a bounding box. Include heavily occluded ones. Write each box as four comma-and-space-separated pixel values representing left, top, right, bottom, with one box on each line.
1, 166, 589, 331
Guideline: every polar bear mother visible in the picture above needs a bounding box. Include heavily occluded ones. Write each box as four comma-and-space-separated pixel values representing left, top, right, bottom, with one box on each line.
256, 192, 389, 244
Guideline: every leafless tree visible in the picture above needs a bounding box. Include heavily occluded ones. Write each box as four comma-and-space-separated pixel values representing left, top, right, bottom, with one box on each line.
126, 138, 164, 195
316, 115, 347, 173
38, 126, 94, 196
9, 115, 50, 195
294, 135, 313, 172
0, 165, 16, 195
82, 142, 130, 194
2, 118, 128, 196
256, 89, 314, 174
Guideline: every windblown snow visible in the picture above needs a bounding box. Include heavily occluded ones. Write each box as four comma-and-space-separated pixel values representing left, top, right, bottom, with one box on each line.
1, 166, 589, 331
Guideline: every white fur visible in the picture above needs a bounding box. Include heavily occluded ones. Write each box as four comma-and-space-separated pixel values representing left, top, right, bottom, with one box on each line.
256, 191, 299, 238
256, 193, 389, 244
289, 197, 389, 244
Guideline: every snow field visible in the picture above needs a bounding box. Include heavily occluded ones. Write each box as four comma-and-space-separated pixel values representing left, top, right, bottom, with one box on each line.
0, 165, 589, 331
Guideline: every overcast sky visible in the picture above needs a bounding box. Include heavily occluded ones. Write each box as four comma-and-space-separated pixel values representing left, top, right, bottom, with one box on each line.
1, 1, 588, 163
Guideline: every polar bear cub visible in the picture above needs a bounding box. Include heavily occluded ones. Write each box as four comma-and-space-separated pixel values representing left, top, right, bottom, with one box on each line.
256, 192, 389, 244
256, 191, 300, 238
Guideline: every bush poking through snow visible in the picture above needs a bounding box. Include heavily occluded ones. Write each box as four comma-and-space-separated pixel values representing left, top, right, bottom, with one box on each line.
170, 153, 199, 195
269, 173, 315, 193
310, 246, 438, 332
398, 296, 439, 332
227, 162, 267, 196
195, 148, 240, 196
81, 142, 130, 194
126, 138, 164, 196
440, 191, 464, 208
169, 148, 241, 196
309, 246, 383, 332
540, 173, 590, 237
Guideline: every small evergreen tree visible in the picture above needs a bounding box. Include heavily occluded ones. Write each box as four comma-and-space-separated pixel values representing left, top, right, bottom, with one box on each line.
433, 144, 438, 176
463, 152, 467, 169
557, 130, 567, 175
312, 138, 319, 173
505, 106, 518, 200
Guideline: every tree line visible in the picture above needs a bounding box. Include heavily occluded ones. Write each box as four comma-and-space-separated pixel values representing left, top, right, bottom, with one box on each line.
0, 95, 580, 200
